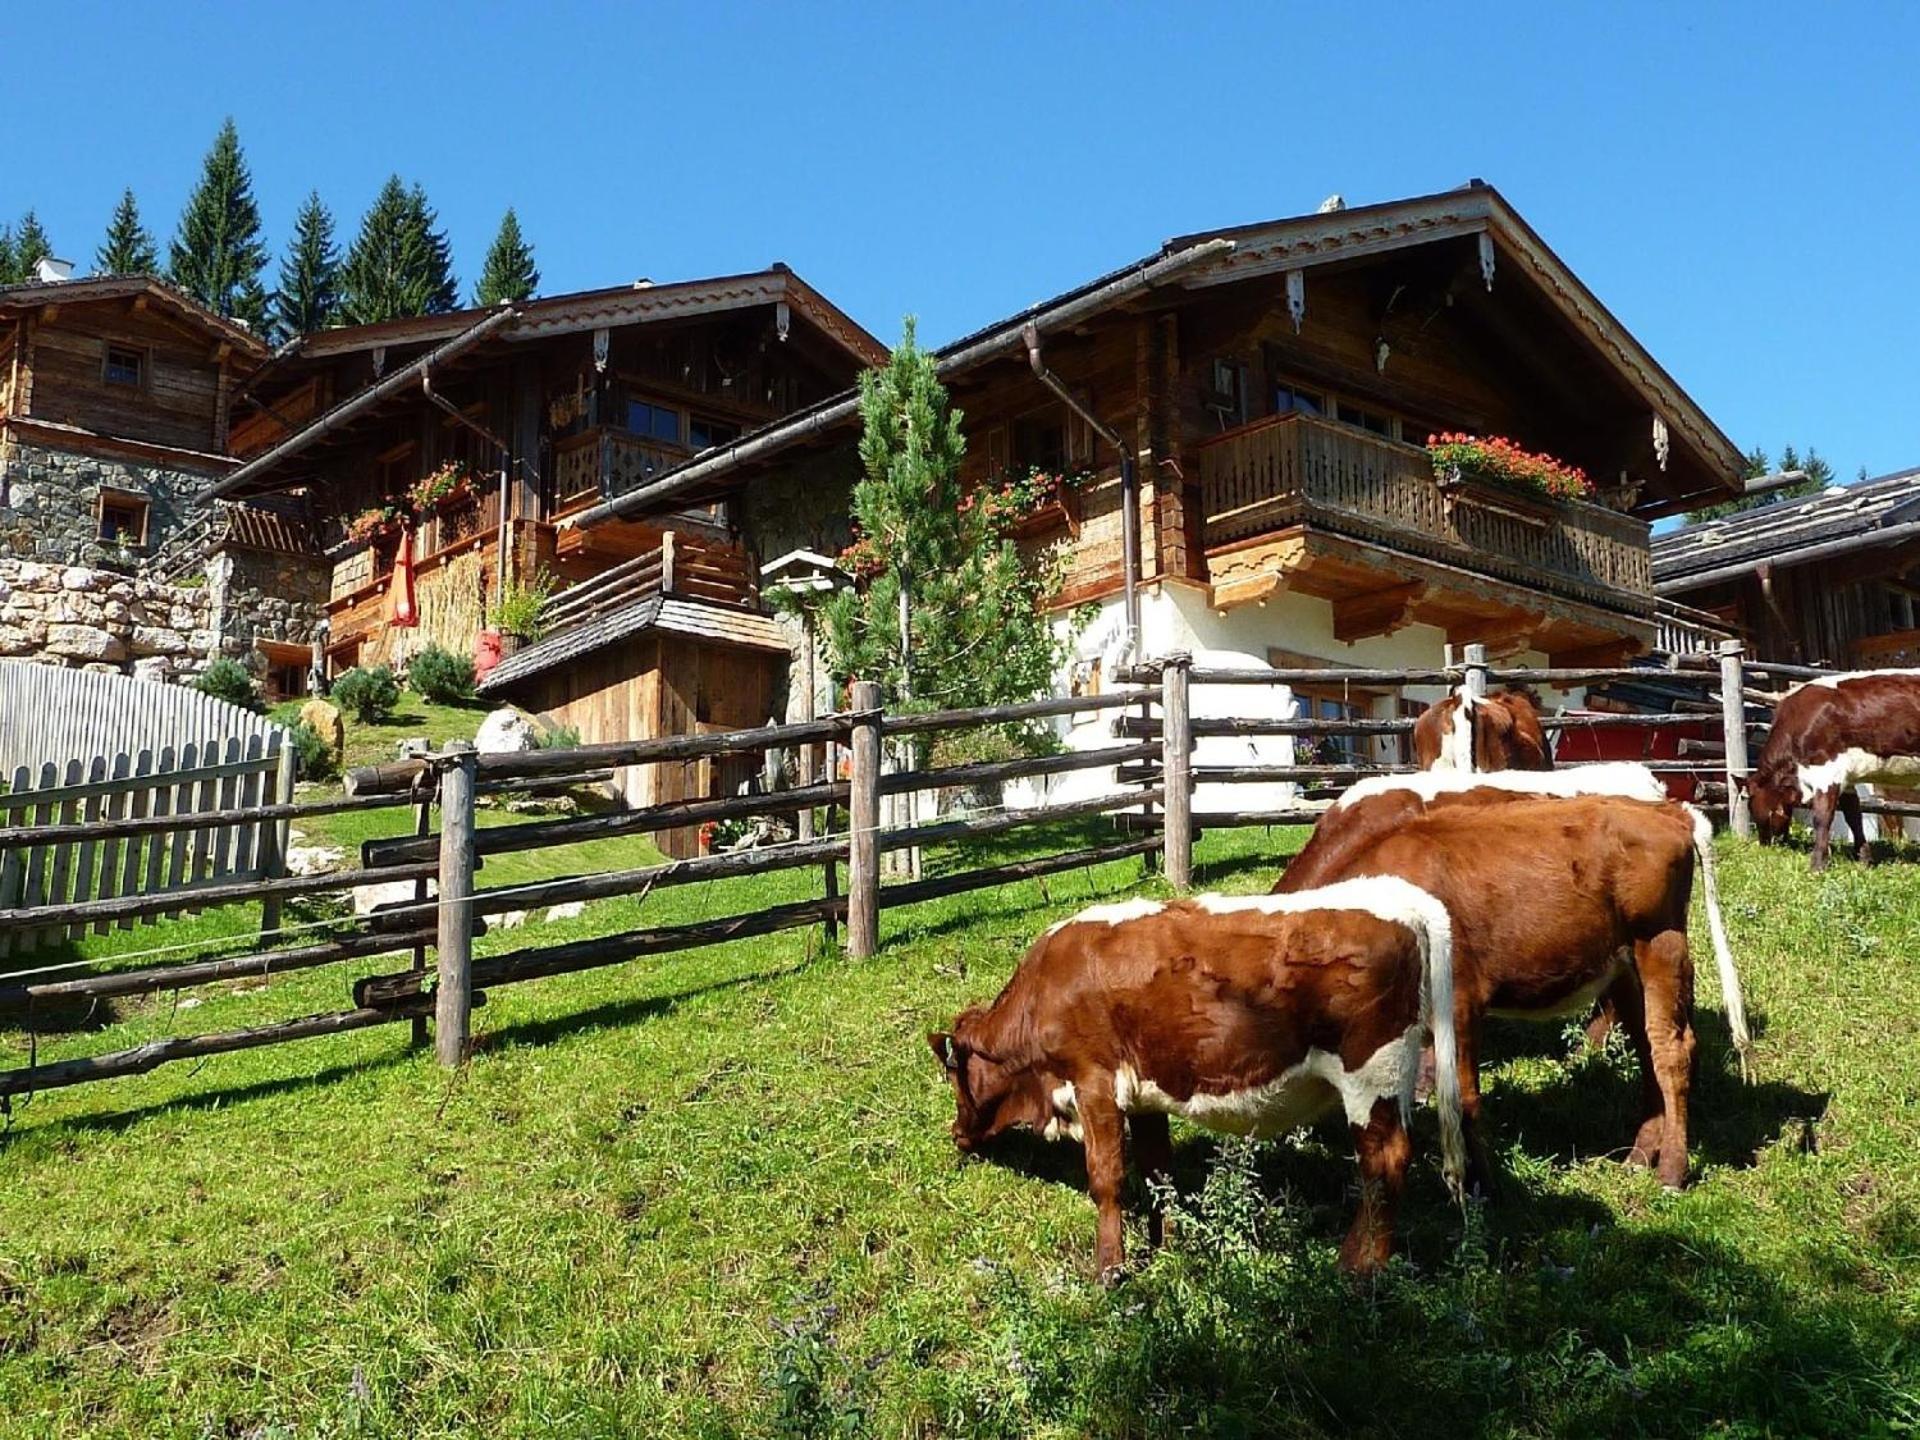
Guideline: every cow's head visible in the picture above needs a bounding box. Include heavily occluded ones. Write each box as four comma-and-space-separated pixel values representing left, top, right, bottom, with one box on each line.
927, 1021, 1051, 1153
1742, 766, 1797, 844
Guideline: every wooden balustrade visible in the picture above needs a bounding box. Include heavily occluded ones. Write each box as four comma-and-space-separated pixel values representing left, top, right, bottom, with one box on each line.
554, 426, 689, 504
1197, 413, 1653, 613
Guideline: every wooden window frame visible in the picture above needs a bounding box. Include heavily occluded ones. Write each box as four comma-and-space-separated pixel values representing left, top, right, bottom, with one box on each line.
96, 487, 150, 547
102, 341, 148, 391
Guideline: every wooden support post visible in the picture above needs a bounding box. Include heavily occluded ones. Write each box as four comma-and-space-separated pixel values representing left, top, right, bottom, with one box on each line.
1462, 642, 1489, 775
435, 743, 477, 1066
410, 793, 432, 1047
1719, 639, 1752, 838
1161, 652, 1194, 890
847, 681, 882, 959
258, 743, 298, 934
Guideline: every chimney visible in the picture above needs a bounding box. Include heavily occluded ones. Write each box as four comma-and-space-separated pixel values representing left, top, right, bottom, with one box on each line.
34, 257, 74, 283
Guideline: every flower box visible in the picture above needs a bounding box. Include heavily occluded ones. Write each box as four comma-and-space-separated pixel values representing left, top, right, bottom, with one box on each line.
1009, 482, 1081, 539
1434, 464, 1562, 526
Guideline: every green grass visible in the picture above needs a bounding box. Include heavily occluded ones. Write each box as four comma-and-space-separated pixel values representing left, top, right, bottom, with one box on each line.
1, 827, 1916, 1438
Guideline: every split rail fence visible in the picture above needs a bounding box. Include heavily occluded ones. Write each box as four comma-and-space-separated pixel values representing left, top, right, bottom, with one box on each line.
0, 639, 1868, 1104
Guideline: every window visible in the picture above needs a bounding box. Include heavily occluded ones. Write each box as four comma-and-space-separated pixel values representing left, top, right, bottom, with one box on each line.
688, 416, 740, 452
1012, 414, 1066, 471
1273, 382, 1324, 417
1207, 358, 1249, 426
104, 344, 144, 388
625, 399, 682, 445
96, 490, 149, 547
1295, 685, 1373, 767
1336, 400, 1392, 437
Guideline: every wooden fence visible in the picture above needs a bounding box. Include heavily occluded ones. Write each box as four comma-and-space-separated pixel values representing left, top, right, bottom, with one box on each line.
0, 639, 1869, 1104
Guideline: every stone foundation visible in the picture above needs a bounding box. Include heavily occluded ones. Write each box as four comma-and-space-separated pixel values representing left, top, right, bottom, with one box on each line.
0, 557, 234, 678
207, 546, 330, 652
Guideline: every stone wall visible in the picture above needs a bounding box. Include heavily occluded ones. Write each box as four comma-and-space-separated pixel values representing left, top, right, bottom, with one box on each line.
0, 558, 234, 680
0, 439, 220, 568
207, 545, 330, 652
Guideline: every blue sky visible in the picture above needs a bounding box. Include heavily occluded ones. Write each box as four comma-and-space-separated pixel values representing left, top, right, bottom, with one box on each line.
4, 2, 1914, 480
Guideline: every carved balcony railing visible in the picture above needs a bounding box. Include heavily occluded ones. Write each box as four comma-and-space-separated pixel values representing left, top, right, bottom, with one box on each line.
1197, 413, 1652, 614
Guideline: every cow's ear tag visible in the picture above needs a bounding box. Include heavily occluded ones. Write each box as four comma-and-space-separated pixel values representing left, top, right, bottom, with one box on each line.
928, 1031, 960, 1071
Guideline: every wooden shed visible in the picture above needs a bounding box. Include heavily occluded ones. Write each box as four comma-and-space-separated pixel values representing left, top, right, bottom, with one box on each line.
477, 592, 790, 857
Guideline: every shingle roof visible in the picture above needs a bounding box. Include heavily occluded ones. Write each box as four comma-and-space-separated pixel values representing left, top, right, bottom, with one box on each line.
0, 273, 270, 359
1652, 468, 1920, 586
477, 596, 789, 695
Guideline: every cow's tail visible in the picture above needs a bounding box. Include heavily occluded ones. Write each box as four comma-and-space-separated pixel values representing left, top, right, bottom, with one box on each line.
1686, 803, 1754, 1081
1404, 884, 1467, 1202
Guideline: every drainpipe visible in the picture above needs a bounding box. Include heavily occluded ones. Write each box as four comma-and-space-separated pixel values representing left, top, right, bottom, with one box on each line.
421, 370, 516, 605
1023, 322, 1141, 659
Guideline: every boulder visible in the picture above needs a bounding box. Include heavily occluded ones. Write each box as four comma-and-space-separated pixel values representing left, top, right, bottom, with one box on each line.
354, 877, 435, 917
45, 623, 127, 663
132, 625, 189, 657
475, 706, 542, 755
285, 843, 346, 876
60, 567, 98, 592
544, 901, 586, 922
132, 656, 173, 683
296, 699, 345, 762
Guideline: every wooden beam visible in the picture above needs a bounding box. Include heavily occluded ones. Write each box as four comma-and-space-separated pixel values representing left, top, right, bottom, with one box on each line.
1446, 610, 1546, 659
1332, 580, 1427, 643
1549, 636, 1644, 669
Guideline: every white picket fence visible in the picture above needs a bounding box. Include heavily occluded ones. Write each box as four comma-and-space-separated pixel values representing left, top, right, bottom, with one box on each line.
0, 664, 294, 954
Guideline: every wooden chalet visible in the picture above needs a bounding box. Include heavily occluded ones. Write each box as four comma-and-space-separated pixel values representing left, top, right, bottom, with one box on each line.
0, 273, 269, 565
563, 183, 1746, 774
1654, 467, 1920, 666
211, 265, 883, 805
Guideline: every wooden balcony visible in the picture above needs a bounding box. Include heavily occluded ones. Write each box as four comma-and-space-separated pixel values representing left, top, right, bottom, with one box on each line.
553, 426, 688, 506
542, 529, 759, 636
1198, 414, 1652, 619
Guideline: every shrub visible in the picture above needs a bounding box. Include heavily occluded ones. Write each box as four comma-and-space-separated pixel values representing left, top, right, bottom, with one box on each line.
408, 644, 476, 704
192, 657, 263, 713
331, 665, 401, 724
535, 723, 581, 751
492, 568, 556, 641
286, 721, 338, 782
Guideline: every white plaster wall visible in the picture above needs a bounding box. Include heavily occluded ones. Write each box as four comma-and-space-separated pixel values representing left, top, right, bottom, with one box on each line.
1007, 583, 1578, 814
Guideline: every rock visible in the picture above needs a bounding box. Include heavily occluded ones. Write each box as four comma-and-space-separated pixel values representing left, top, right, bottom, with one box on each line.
60, 567, 98, 592
496, 910, 528, 930
285, 844, 346, 877
45, 623, 127, 663
296, 700, 345, 761
131, 656, 172, 683
354, 878, 435, 917
475, 706, 542, 755
132, 625, 189, 657
544, 901, 585, 922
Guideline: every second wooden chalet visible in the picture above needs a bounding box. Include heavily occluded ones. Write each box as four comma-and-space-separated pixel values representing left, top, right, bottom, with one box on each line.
562, 182, 1747, 777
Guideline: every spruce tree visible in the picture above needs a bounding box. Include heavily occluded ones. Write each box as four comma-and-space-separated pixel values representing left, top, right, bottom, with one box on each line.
271, 191, 342, 340
167, 118, 270, 327
341, 176, 458, 323
96, 188, 158, 274
0, 227, 15, 286
6, 212, 54, 283
474, 207, 539, 305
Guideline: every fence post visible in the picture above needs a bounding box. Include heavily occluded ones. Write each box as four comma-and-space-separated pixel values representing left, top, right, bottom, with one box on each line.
1461, 642, 1489, 774
1719, 639, 1752, 838
847, 681, 882, 959
435, 742, 478, 1066
258, 742, 298, 934
1161, 652, 1194, 890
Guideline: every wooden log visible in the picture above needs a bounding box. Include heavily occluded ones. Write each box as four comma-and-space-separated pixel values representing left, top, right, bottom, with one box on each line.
1113, 715, 1416, 739
0, 859, 439, 933
1461, 643, 1489, 723
354, 896, 842, 1008
876, 742, 1159, 798
879, 836, 1164, 909
345, 715, 858, 796
0, 992, 460, 1099
1123, 665, 1458, 687
1720, 640, 1752, 838
436, 743, 477, 1067
259, 743, 298, 933
363, 779, 850, 868
878, 689, 1152, 736
847, 680, 882, 959
367, 836, 849, 930
878, 787, 1165, 852
0, 928, 434, 1007
1488, 666, 1721, 687
474, 768, 617, 797
1161, 652, 1193, 890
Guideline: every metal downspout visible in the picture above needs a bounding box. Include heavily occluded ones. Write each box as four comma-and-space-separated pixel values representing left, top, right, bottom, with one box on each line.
1023, 322, 1141, 660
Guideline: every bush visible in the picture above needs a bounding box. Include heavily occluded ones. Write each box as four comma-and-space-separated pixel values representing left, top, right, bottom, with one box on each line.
287, 721, 338, 782
192, 657, 263, 713
408, 644, 476, 704
491, 568, 556, 641
535, 723, 582, 751
331, 665, 401, 724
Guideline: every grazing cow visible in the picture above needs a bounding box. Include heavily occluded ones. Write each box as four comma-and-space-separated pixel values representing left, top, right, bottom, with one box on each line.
1278, 783, 1749, 1192
1746, 670, 1920, 871
929, 879, 1466, 1279
1411, 687, 1553, 773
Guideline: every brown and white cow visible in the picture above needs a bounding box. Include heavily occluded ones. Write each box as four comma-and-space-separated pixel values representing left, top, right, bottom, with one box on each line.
1411, 687, 1553, 773
1278, 774, 1750, 1192
1746, 670, 1920, 871
930, 878, 1466, 1279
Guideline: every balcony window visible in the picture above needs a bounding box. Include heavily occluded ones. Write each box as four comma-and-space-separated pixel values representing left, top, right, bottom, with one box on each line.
625, 399, 683, 445
689, 416, 740, 452
1336, 400, 1392, 437
1273, 383, 1324, 417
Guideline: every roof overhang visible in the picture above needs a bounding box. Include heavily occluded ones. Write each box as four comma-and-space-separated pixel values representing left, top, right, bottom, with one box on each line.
0, 275, 270, 363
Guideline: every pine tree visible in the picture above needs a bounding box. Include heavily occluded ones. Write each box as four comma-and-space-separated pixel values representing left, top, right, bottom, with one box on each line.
7, 211, 54, 283
474, 207, 539, 305
340, 177, 458, 324
96, 189, 158, 274
1687, 443, 1833, 523
0, 227, 14, 286
271, 191, 342, 340
167, 118, 270, 327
